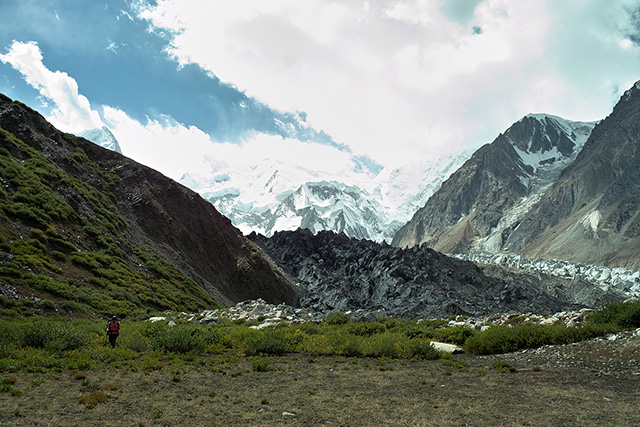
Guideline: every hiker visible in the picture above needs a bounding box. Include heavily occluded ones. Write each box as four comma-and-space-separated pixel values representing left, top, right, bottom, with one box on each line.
106, 315, 121, 348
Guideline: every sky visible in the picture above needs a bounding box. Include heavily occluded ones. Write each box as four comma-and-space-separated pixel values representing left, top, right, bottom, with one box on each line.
1, 0, 640, 182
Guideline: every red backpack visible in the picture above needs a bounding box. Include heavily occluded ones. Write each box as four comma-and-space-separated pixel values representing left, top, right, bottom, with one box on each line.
107, 320, 120, 335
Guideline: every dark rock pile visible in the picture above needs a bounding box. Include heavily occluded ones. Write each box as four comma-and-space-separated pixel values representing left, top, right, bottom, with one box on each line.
248, 229, 623, 319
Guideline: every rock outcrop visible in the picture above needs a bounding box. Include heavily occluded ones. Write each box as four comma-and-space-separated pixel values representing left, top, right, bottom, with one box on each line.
249, 229, 623, 319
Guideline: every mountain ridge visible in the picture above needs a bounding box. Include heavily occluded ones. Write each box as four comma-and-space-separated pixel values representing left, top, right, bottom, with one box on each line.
392, 80, 640, 271
0, 93, 297, 317
391, 114, 596, 253
503, 81, 640, 269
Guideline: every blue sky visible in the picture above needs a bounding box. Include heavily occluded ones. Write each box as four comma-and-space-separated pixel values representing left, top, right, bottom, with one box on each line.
1, 0, 640, 181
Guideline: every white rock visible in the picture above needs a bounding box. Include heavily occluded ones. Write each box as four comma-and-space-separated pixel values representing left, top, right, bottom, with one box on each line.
540, 317, 559, 326
430, 341, 463, 354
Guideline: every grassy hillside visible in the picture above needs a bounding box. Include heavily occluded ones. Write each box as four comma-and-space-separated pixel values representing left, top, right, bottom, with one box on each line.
0, 110, 219, 319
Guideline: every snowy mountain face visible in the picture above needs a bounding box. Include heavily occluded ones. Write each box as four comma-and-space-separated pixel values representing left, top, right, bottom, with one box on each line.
392, 114, 596, 253
77, 126, 122, 153
501, 81, 640, 270
180, 151, 471, 243
473, 114, 595, 253
373, 150, 474, 229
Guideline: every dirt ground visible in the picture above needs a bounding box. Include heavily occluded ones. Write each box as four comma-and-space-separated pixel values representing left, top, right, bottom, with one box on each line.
1, 339, 639, 427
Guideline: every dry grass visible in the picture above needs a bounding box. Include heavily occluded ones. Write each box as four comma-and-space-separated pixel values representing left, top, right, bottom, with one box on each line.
0, 353, 638, 426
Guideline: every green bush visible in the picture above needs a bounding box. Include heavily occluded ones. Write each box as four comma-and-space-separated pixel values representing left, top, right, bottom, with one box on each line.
361, 333, 402, 358
326, 312, 350, 325
334, 334, 362, 357
345, 321, 386, 336
36, 299, 56, 311
241, 330, 288, 356
407, 339, 440, 360
463, 323, 614, 355
151, 325, 206, 354
251, 358, 276, 372
589, 300, 640, 329
435, 326, 477, 346
16, 318, 94, 352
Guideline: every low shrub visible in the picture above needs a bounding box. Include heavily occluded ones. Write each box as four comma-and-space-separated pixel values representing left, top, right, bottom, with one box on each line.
251, 358, 276, 372
463, 323, 615, 355
241, 330, 288, 356
326, 312, 350, 325
77, 391, 109, 408
589, 300, 640, 329
345, 321, 386, 336
406, 339, 440, 360
435, 326, 476, 346
151, 325, 205, 354
361, 333, 402, 358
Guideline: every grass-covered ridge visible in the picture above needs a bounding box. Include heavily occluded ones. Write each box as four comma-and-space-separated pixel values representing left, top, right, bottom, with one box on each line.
0, 123, 220, 319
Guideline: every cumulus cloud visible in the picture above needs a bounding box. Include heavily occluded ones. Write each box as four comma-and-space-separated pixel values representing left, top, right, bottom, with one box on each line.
0, 40, 103, 133
0, 38, 358, 183
136, 0, 640, 166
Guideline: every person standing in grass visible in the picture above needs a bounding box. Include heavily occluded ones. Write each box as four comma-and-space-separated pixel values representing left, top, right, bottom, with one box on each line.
106, 316, 121, 348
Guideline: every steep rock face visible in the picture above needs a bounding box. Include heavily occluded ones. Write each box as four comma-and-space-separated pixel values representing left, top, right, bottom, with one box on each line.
0, 94, 297, 307
250, 229, 621, 319
392, 114, 595, 255
505, 82, 640, 269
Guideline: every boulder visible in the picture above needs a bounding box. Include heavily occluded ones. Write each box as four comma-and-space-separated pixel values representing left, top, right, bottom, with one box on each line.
430, 341, 464, 354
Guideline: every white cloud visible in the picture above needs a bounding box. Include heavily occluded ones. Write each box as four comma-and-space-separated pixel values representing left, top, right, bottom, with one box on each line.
620, 39, 633, 49
0, 38, 357, 184
136, 0, 640, 166
0, 40, 103, 133
103, 105, 357, 182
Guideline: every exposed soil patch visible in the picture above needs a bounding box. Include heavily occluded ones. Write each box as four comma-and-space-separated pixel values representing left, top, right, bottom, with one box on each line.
1, 337, 638, 426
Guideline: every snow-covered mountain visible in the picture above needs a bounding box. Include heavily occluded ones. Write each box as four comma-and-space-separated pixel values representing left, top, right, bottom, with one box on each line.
373, 150, 474, 233
392, 114, 597, 253
180, 150, 472, 242
78, 126, 122, 153
475, 114, 594, 253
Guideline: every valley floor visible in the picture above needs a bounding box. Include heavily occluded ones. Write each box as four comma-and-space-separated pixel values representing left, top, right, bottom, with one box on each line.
1, 336, 639, 427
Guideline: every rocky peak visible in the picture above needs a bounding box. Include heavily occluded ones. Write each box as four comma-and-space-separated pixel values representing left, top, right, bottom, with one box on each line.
502, 80, 640, 269
391, 113, 595, 254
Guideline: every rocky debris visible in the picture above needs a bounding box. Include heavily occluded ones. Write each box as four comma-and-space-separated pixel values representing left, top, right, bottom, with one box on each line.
444, 308, 596, 330
249, 229, 624, 320
475, 328, 640, 377
150, 299, 603, 333
0, 281, 29, 300
149, 299, 326, 328
454, 253, 640, 298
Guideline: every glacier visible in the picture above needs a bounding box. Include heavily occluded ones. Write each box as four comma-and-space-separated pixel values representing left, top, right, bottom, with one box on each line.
180, 150, 473, 242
